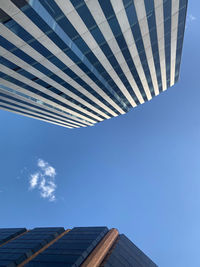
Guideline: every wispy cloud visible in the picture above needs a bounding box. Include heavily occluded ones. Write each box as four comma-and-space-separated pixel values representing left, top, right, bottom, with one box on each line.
29, 159, 57, 202
189, 14, 196, 21
186, 14, 197, 29
30, 173, 39, 189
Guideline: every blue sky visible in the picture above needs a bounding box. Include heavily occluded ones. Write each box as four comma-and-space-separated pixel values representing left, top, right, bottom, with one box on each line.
0, 2, 199, 267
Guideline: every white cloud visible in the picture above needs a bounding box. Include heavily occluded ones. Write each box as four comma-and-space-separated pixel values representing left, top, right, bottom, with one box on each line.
189, 14, 196, 21
29, 173, 39, 189
39, 178, 56, 202
29, 159, 57, 202
45, 166, 56, 177
186, 14, 197, 30
38, 159, 46, 168
38, 159, 56, 177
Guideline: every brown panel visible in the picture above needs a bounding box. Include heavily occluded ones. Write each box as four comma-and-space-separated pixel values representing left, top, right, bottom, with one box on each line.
81, 228, 119, 267
18, 229, 70, 267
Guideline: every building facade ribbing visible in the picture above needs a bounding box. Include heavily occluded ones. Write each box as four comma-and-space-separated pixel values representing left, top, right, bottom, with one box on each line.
0, 0, 188, 128
0, 226, 157, 266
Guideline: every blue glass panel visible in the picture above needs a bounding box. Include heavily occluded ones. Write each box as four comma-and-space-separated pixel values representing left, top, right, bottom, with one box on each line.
99, 0, 113, 19
57, 16, 78, 40
163, 0, 172, 88
179, 0, 187, 7
108, 17, 122, 36
104, 234, 157, 266
131, 23, 141, 42
90, 27, 105, 45
175, 4, 187, 83
125, 2, 156, 96
73, 37, 90, 54
0, 228, 65, 266
123, 0, 132, 7
30, 40, 51, 58
13, 49, 35, 64
38, 0, 61, 20
0, 35, 16, 52
144, 0, 154, 15
0, 228, 26, 245
0, 92, 81, 126
26, 0, 128, 110
26, 227, 108, 266
0, 57, 17, 69
76, 4, 96, 29
125, 2, 137, 26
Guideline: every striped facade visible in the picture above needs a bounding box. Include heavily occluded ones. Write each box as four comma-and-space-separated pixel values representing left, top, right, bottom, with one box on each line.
0, 226, 157, 266
0, 0, 188, 128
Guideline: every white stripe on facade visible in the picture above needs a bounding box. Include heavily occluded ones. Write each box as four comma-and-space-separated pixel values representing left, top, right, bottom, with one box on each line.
0, 0, 186, 129
134, 0, 160, 96
170, 0, 180, 86
85, 0, 144, 104
0, 102, 73, 128
2, 0, 125, 115
154, 0, 167, 91
0, 77, 96, 125
0, 24, 116, 119
0, 88, 87, 127
110, 0, 152, 102
0, 85, 93, 127
0, 95, 79, 128
55, 0, 137, 107
0, 62, 103, 122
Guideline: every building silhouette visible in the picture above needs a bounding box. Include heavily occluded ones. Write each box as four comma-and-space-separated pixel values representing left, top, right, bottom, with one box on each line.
0, 0, 188, 128
0, 226, 157, 266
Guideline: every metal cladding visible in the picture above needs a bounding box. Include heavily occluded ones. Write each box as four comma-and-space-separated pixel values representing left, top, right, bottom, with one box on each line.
0, 0, 188, 128
0, 227, 157, 266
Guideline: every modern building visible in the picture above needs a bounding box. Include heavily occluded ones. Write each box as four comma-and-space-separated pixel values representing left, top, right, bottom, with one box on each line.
0, 0, 188, 128
0, 226, 157, 266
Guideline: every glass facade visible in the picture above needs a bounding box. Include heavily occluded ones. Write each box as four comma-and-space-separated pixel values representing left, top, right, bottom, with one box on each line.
0, 0, 188, 128
0, 227, 157, 266
101, 234, 157, 267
